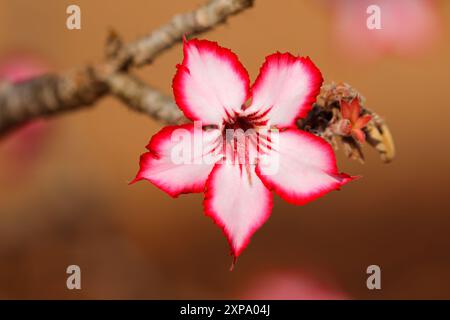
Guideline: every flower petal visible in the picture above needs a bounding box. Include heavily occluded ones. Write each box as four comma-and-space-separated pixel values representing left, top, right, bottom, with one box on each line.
256, 128, 354, 205
245, 52, 323, 127
204, 163, 273, 258
132, 123, 222, 197
172, 39, 250, 125
352, 128, 366, 143
354, 114, 372, 129
340, 100, 352, 120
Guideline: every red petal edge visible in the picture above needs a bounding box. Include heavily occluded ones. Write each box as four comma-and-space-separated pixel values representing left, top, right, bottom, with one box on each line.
172, 38, 251, 123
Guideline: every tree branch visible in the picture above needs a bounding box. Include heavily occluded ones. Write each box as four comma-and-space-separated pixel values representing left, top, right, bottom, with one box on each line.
0, 0, 254, 136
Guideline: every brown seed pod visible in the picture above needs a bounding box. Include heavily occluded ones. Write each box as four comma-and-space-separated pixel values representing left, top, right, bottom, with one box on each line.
298, 82, 395, 163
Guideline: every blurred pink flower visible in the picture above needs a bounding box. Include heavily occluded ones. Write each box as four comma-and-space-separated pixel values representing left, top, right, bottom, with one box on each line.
0, 53, 47, 83
0, 52, 53, 180
239, 270, 349, 300
328, 0, 442, 60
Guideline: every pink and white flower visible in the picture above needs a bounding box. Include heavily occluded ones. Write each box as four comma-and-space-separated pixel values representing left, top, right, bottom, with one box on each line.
133, 39, 354, 261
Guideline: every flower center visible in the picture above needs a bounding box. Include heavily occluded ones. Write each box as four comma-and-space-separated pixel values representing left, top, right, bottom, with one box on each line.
223, 115, 254, 132
220, 116, 254, 165
219, 113, 274, 169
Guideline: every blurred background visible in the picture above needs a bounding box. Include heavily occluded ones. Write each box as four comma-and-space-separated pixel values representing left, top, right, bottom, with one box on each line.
0, 0, 449, 299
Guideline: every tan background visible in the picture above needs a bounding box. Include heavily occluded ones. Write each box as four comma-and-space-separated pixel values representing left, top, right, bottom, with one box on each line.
0, 0, 449, 299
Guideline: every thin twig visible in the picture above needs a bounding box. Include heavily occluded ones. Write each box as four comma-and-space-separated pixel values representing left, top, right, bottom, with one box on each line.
0, 0, 254, 136
109, 73, 183, 124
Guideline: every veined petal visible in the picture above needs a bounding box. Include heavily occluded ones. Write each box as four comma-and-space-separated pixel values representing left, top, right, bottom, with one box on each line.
245, 52, 323, 128
256, 128, 354, 205
172, 39, 250, 125
132, 123, 222, 197
204, 163, 273, 258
